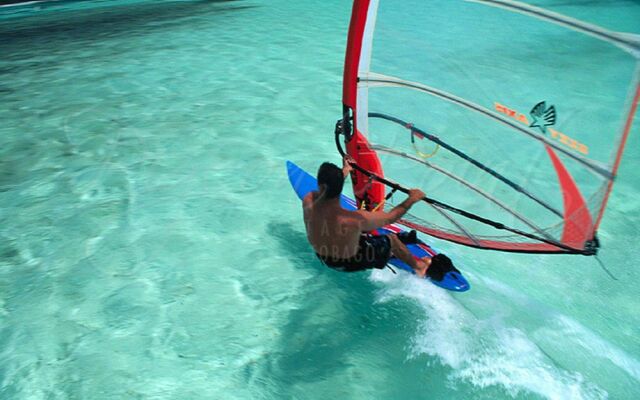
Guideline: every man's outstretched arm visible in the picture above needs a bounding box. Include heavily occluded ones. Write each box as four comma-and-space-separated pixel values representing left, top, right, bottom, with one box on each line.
352, 189, 425, 232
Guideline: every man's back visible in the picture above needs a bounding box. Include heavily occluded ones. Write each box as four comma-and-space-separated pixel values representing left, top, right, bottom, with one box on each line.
303, 192, 361, 259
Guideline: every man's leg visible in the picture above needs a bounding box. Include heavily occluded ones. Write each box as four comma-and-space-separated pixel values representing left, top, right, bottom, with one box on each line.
388, 234, 430, 277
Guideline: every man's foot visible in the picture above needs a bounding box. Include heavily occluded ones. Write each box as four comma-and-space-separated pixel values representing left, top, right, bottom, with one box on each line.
397, 230, 418, 245
414, 256, 431, 278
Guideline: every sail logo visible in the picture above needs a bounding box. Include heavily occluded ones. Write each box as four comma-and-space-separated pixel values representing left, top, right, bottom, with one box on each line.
494, 101, 589, 155
529, 101, 556, 134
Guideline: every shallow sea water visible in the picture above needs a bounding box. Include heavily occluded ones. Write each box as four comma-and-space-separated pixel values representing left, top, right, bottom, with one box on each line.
0, 0, 639, 399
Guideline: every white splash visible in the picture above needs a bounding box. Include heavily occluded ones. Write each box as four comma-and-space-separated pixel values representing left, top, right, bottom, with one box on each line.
370, 270, 609, 400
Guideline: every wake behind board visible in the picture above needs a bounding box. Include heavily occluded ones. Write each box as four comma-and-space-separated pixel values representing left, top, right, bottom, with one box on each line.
287, 161, 470, 292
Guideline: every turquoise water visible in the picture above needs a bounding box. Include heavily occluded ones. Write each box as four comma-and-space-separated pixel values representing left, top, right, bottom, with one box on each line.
1, 0, 639, 399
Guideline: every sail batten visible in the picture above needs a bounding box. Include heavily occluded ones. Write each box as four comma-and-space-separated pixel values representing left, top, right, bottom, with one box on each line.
467, 0, 640, 56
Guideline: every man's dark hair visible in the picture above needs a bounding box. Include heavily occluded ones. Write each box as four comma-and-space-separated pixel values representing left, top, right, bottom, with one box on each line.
317, 162, 344, 199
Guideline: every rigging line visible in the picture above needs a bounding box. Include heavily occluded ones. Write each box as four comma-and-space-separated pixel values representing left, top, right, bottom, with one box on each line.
371, 144, 564, 246
336, 131, 583, 253
426, 202, 483, 247
370, 112, 564, 218
360, 75, 613, 179
467, 0, 640, 57
380, 186, 482, 248
595, 255, 618, 281
381, 189, 482, 247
